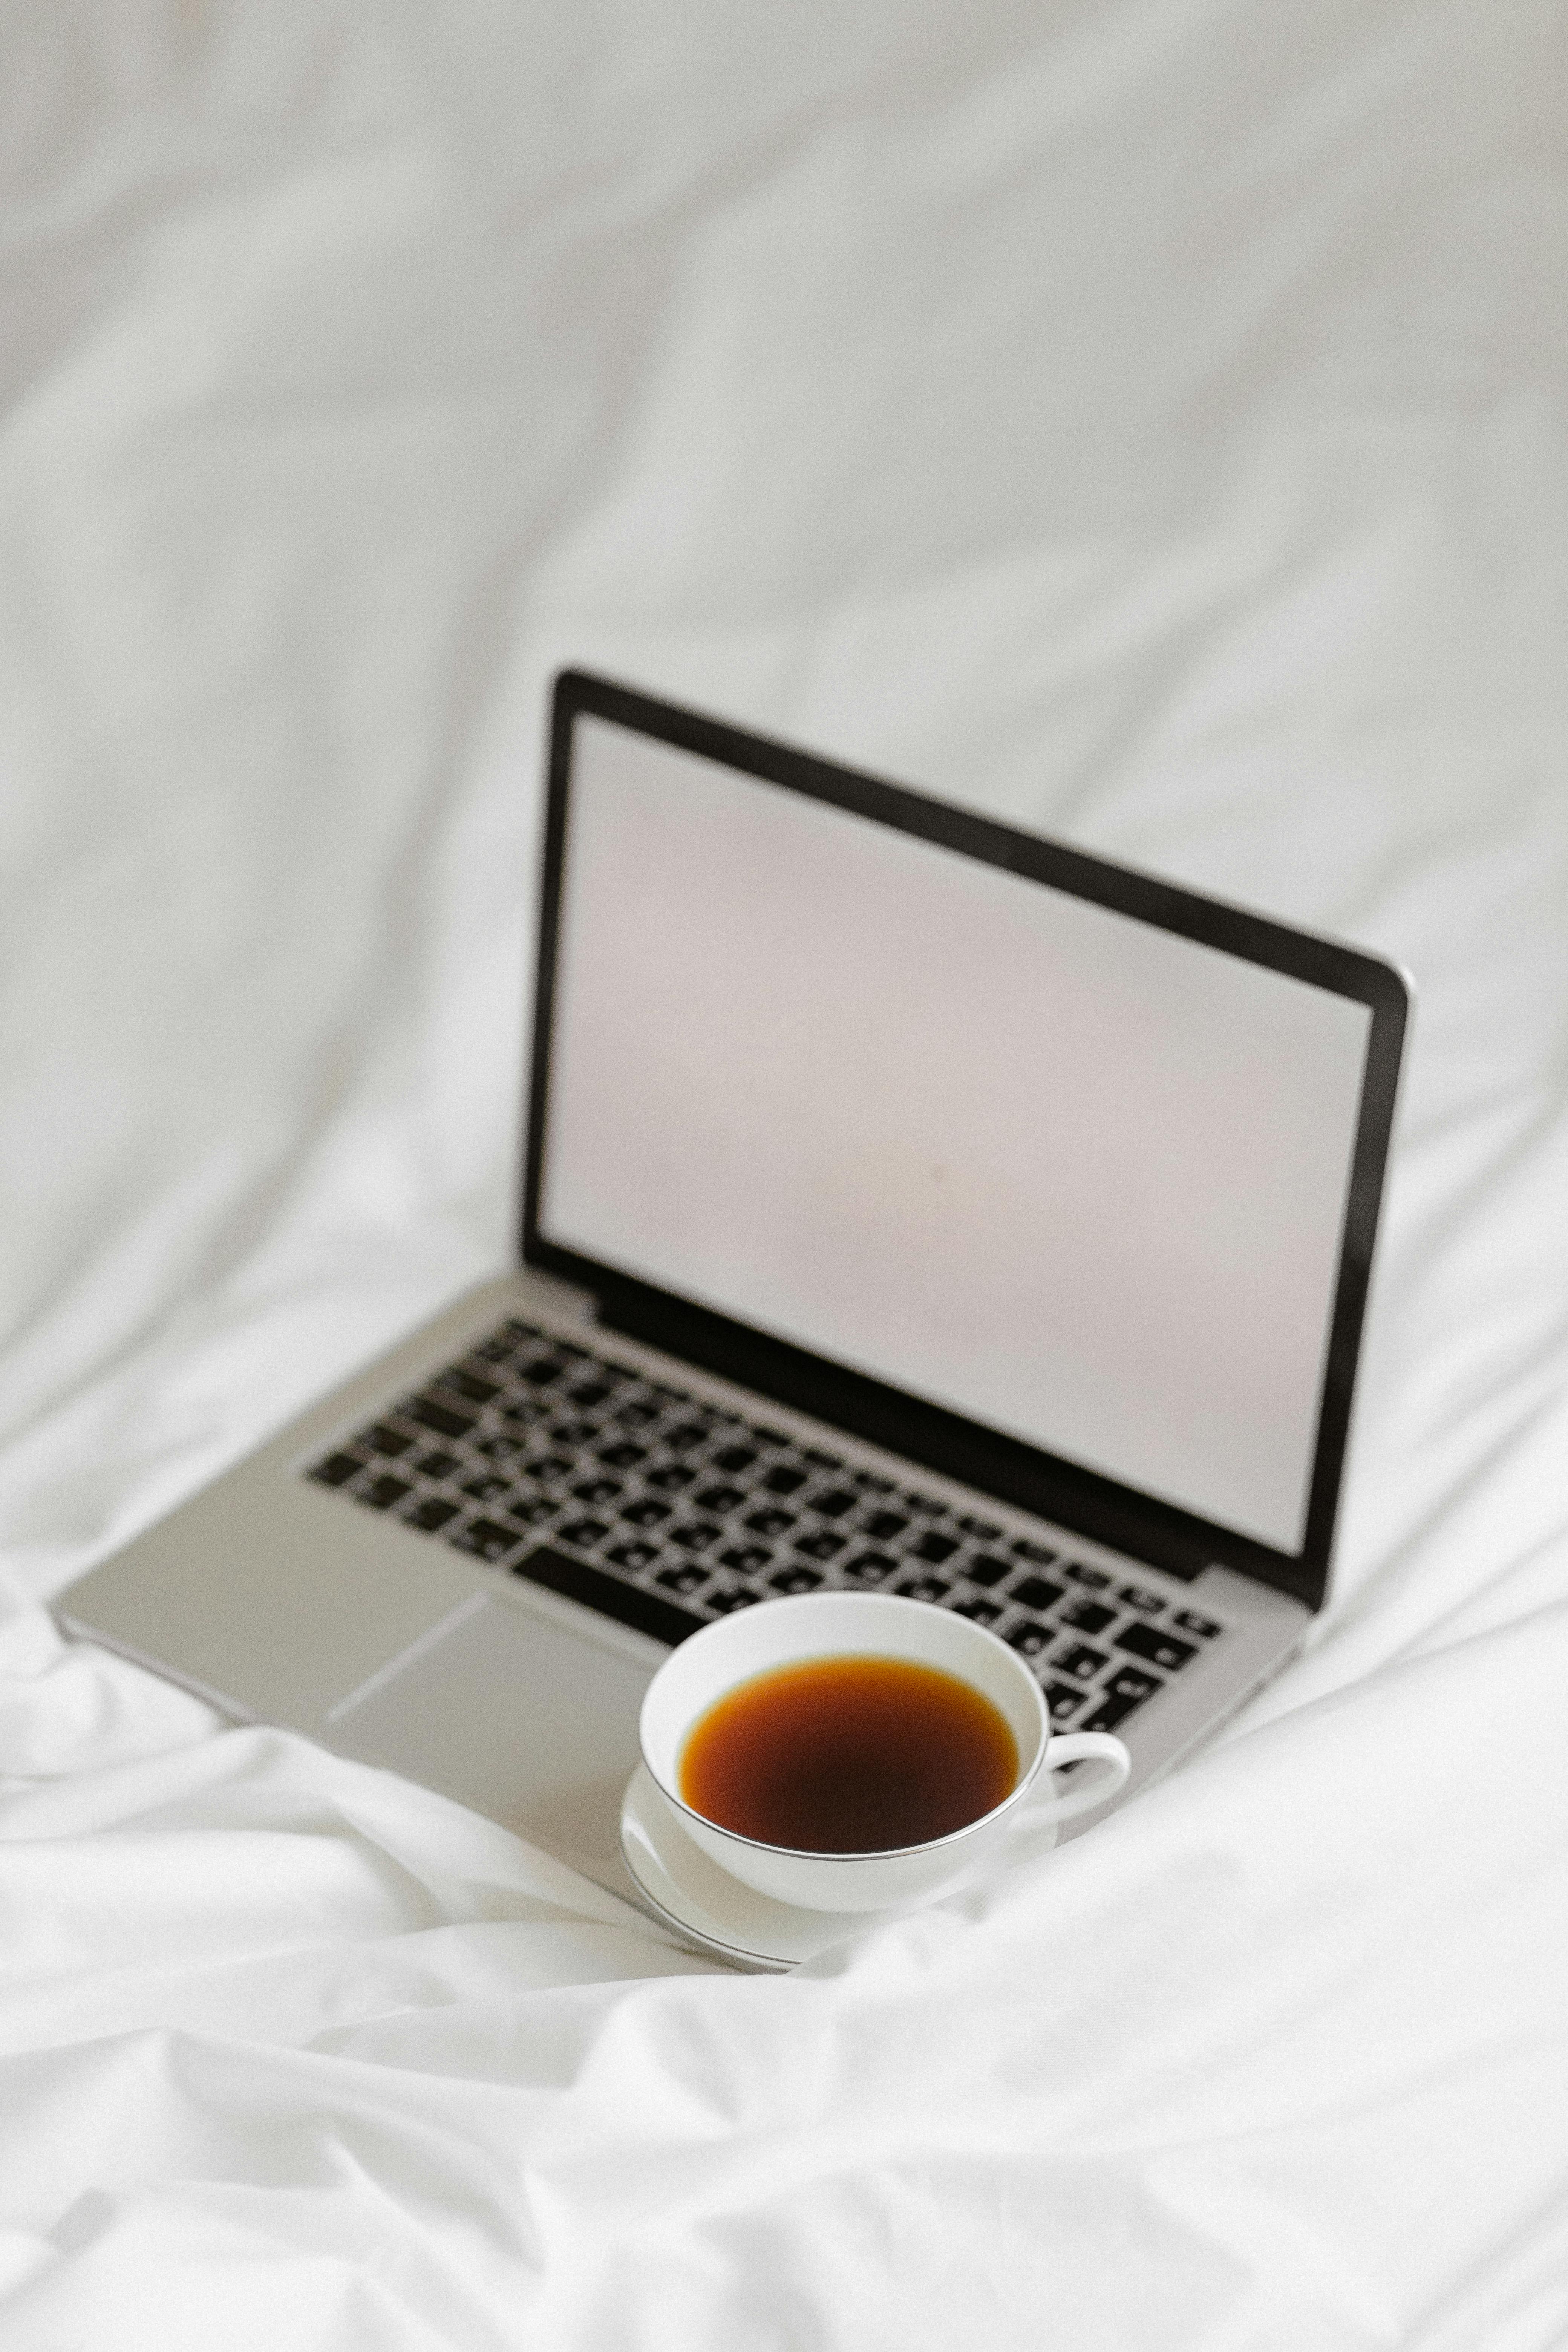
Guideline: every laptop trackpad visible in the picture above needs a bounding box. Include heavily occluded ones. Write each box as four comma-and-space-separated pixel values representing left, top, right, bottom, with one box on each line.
326, 1595, 654, 1867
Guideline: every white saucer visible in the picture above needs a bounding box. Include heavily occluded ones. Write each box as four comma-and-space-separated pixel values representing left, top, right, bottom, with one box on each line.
619, 1762, 1058, 1972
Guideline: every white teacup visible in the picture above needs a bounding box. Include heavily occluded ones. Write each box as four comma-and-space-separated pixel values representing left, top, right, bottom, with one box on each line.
639, 1591, 1130, 1913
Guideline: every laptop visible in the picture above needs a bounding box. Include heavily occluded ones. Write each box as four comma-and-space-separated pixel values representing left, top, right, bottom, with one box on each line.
57, 669, 1409, 1902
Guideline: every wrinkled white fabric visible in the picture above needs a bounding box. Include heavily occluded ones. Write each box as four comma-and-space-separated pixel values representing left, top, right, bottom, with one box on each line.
1, 2, 1565, 2344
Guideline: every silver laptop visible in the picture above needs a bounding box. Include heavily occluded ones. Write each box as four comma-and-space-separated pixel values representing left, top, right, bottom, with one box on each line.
58, 670, 1409, 1900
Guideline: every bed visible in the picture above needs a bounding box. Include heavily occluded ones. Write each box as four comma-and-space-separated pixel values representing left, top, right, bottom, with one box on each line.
2, 4, 1565, 2344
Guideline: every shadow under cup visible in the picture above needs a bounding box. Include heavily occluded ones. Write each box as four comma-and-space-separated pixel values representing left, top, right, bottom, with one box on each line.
638, 1592, 1130, 1914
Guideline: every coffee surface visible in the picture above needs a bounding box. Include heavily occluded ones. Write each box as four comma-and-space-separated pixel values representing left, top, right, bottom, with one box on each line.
678, 1653, 1020, 1853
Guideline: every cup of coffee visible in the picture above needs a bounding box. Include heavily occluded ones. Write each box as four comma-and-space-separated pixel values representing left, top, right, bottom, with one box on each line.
638, 1591, 1131, 1913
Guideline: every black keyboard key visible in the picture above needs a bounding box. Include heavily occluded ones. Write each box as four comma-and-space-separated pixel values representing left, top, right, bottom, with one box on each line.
657, 1564, 710, 1596
408, 1397, 473, 1441
568, 1381, 613, 1409
365, 1424, 413, 1458
952, 1596, 1001, 1625
1063, 1562, 1110, 1589
1115, 1623, 1198, 1672
476, 1433, 525, 1462
894, 1574, 951, 1603
556, 1516, 611, 1550
706, 1588, 761, 1615
646, 1463, 697, 1492
957, 1513, 1001, 1541
403, 1496, 459, 1532
719, 1543, 773, 1575
1118, 1584, 1165, 1615
1011, 1537, 1058, 1566
911, 1530, 959, 1565
614, 1398, 661, 1427
1005, 1622, 1050, 1657
1011, 1575, 1064, 1613
1052, 1642, 1108, 1681
414, 1449, 461, 1479
695, 1484, 747, 1514
598, 1441, 648, 1471
504, 1496, 559, 1528
803, 1447, 842, 1469
573, 1476, 622, 1507
663, 1422, 710, 1452
512, 1545, 704, 1645
462, 1473, 512, 1504
861, 1511, 908, 1542
794, 1528, 847, 1562
961, 1554, 1010, 1589
623, 1497, 672, 1528
436, 1368, 499, 1406
1043, 1680, 1086, 1723
810, 1488, 857, 1519
608, 1539, 661, 1572
745, 1506, 796, 1538
669, 1522, 721, 1553
1059, 1597, 1116, 1635
902, 1491, 947, 1518
360, 1473, 411, 1511
1105, 1665, 1162, 1704
500, 1400, 551, 1429
528, 1454, 574, 1485
1081, 1691, 1142, 1733
310, 1452, 363, 1488
549, 1420, 598, 1449
450, 1517, 524, 1563
761, 1465, 807, 1495
752, 1424, 790, 1448
843, 1551, 896, 1585
519, 1359, 566, 1388
712, 1444, 758, 1475
1174, 1610, 1222, 1639
770, 1566, 824, 1595
850, 1469, 894, 1493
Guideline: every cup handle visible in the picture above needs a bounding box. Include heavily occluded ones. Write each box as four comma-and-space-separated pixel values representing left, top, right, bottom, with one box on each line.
1028, 1732, 1131, 1824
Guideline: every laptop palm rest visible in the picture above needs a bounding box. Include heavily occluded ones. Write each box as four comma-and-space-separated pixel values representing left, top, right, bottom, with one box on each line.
326, 1595, 652, 1868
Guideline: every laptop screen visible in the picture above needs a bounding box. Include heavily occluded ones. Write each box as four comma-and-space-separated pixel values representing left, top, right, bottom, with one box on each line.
536, 712, 1374, 1559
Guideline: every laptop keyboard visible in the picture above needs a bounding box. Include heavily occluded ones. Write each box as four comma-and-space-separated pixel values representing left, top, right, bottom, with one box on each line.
305, 1318, 1226, 1735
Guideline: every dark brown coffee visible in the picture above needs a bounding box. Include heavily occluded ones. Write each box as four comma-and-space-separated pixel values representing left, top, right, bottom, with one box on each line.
678, 1652, 1019, 1853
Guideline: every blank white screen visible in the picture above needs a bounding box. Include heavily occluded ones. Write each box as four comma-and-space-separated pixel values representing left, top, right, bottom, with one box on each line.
540, 718, 1372, 1553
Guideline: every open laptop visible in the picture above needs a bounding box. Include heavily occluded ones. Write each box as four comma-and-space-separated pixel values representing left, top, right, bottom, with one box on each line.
58, 669, 1409, 1900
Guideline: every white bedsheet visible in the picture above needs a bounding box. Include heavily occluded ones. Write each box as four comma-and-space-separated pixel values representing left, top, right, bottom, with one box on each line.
2, 4, 1565, 2344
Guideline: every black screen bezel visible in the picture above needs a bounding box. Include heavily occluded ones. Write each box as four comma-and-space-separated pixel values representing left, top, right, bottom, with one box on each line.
522, 668, 1408, 1611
